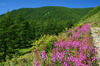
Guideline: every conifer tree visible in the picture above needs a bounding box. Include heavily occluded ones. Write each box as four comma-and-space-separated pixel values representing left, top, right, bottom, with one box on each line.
22, 21, 30, 47
29, 20, 36, 40
0, 11, 13, 61
14, 13, 24, 48
35, 22, 41, 40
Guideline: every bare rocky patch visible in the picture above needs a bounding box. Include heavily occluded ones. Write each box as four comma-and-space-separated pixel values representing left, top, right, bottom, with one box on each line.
90, 26, 100, 65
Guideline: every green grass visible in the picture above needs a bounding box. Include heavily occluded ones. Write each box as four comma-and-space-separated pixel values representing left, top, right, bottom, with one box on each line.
84, 12, 100, 23
82, 11, 100, 27
18, 47, 32, 54
15, 40, 36, 55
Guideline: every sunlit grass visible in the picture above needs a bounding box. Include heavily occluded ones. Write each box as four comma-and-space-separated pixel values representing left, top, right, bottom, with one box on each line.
83, 12, 100, 27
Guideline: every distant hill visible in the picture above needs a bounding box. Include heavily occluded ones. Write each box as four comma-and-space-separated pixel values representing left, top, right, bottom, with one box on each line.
0, 6, 93, 22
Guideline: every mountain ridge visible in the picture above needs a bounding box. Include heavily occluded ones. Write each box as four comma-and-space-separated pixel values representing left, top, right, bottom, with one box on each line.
0, 6, 93, 22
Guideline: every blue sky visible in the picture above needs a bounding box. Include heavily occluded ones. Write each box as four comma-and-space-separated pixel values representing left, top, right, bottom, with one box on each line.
0, 0, 100, 15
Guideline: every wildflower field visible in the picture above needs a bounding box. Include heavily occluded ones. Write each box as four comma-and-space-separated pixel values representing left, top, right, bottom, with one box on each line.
4, 24, 100, 66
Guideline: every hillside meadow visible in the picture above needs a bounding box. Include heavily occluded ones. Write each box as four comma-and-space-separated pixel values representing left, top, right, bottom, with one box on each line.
0, 5, 100, 66
3, 23, 100, 66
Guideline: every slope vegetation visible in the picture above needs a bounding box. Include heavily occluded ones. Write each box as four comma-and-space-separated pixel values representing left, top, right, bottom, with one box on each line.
79, 5, 100, 22
3, 23, 100, 66
82, 11, 100, 27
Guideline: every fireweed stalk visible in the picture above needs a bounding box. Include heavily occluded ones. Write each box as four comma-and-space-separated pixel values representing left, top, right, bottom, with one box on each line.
41, 41, 47, 66
34, 50, 41, 66
50, 47, 56, 66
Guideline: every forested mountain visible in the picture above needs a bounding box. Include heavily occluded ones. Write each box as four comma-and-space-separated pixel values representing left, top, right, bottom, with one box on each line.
0, 6, 93, 22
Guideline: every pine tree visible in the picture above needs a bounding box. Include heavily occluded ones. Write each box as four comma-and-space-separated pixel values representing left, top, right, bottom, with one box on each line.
0, 11, 13, 61
35, 22, 41, 40
14, 13, 24, 48
29, 20, 36, 40
22, 21, 30, 47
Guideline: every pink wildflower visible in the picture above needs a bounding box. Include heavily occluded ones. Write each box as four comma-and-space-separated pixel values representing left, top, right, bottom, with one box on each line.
34, 60, 41, 66
41, 51, 47, 61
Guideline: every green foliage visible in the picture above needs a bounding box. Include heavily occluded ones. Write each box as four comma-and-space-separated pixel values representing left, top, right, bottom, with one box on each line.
66, 20, 75, 29
80, 11, 100, 27
67, 32, 72, 37
0, 11, 14, 62
0, 12, 32, 62
0, 62, 5, 66
45, 36, 55, 53
35, 22, 41, 40
99, 12, 100, 19
29, 20, 36, 39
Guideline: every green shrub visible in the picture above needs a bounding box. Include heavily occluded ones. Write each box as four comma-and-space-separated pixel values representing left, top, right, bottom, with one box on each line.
0, 62, 5, 66
45, 36, 55, 53
67, 32, 72, 37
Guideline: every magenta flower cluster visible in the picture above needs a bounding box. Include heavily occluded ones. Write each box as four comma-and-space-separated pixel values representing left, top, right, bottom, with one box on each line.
34, 60, 41, 66
41, 51, 47, 61
34, 24, 99, 66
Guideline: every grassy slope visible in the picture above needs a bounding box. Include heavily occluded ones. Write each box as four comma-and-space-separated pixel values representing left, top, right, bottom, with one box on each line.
79, 5, 100, 22
82, 11, 100, 27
